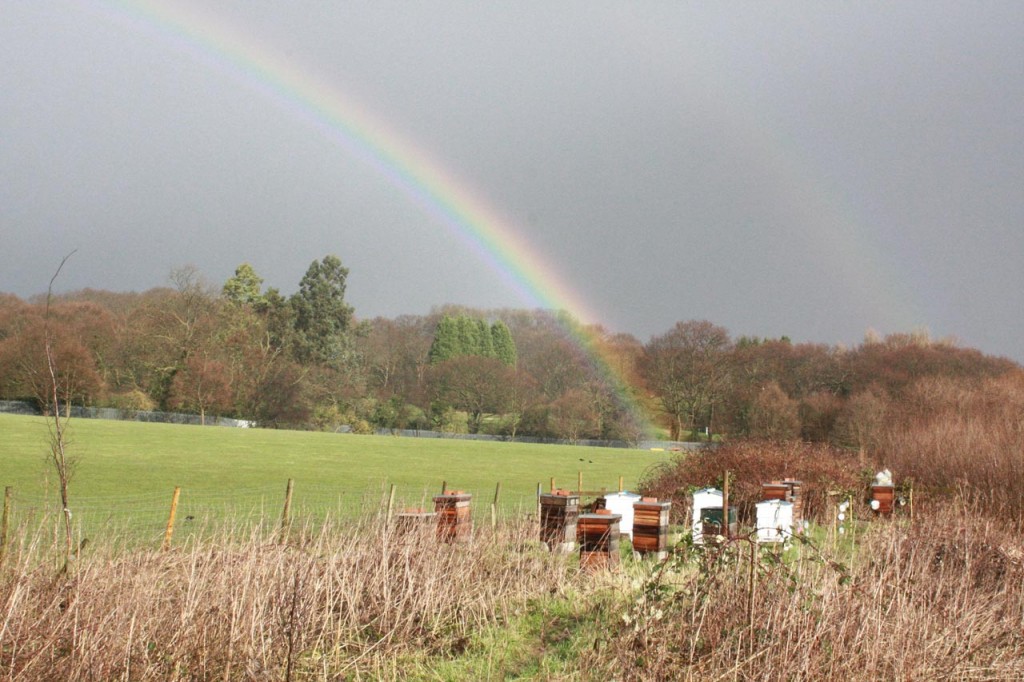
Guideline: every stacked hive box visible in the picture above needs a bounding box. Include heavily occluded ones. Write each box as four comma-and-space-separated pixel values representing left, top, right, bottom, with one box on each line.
762, 482, 789, 502
539, 489, 579, 552
596, 492, 642, 539
783, 479, 804, 531
577, 510, 621, 570
632, 497, 671, 560
870, 484, 895, 516
762, 480, 804, 533
433, 491, 473, 541
755, 499, 794, 544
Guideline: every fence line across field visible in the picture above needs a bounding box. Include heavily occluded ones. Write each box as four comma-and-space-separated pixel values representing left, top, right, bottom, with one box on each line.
0, 477, 607, 551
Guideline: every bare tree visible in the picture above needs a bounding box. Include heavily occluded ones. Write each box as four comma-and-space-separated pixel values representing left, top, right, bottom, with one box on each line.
640, 320, 732, 440
43, 251, 77, 570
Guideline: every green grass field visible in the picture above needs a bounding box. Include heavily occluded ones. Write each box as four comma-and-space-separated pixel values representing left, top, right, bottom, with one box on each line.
1, 413, 674, 542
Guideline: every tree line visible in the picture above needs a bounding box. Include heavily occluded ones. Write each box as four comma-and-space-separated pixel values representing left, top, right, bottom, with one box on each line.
0, 256, 1018, 444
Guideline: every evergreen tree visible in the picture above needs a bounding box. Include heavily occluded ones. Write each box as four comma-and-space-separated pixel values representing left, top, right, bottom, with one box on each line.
490, 320, 517, 366
428, 314, 517, 366
428, 315, 460, 364
456, 316, 477, 357
222, 263, 264, 306
289, 255, 354, 366
476, 318, 495, 358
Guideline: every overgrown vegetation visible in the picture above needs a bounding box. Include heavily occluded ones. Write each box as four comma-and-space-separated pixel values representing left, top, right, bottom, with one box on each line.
580, 508, 1024, 680
0, 517, 579, 679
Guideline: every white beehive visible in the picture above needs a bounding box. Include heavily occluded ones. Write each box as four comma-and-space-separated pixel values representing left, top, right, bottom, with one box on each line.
756, 499, 794, 544
600, 491, 642, 538
691, 488, 723, 544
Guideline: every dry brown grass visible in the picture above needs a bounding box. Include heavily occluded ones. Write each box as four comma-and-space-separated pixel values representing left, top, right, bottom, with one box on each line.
587, 507, 1024, 680
0, 515, 572, 680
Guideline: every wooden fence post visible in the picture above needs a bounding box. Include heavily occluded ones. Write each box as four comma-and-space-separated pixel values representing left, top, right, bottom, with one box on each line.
550, 477, 555, 493
618, 476, 624, 493
536, 482, 542, 521
722, 470, 730, 538
0, 486, 11, 565
162, 486, 181, 551
280, 479, 294, 541
441, 480, 447, 495
577, 471, 583, 496
491, 482, 501, 529
386, 484, 396, 521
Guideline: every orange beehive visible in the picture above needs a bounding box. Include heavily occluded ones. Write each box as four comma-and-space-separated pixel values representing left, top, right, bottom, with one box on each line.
871, 484, 895, 516
762, 481, 790, 501
632, 497, 671, 559
782, 479, 804, 532
433, 491, 473, 541
539, 490, 580, 552
577, 510, 621, 571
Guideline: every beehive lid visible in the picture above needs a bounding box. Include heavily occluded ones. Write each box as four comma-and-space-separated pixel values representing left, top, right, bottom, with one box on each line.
580, 511, 622, 521
634, 498, 671, 509
434, 491, 472, 501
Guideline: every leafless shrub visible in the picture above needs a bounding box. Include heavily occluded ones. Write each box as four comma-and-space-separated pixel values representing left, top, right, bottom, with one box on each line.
640, 440, 866, 524
877, 372, 1024, 527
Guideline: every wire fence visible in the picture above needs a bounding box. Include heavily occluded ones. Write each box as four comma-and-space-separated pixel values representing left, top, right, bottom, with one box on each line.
0, 481, 549, 552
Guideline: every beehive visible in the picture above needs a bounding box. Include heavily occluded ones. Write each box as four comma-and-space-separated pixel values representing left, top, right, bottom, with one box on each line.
632, 497, 671, 559
870, 484, 895, 516
783, 479, 804, 531
597, 491, 642, 538
433, 491, 473, 541
577, 510, 621, 570
761, 481, 790, 501
539, 489, 579, 552
699, 506, 738, 541
755, 499, 794, 544
691, 488, 738, 544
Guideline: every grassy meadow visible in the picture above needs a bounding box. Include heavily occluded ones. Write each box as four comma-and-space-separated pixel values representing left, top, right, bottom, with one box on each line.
1, 413, 671, 535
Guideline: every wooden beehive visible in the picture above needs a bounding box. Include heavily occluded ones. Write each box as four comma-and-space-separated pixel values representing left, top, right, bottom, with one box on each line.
783, 479, 804, 532
539, 489, 579, 552
870, 484, 895, 516
762, 481, 790, 501
394, 508, 437, 535
433, 491, 473, 541
632, 497, 671, 560
577, 510, 621, 570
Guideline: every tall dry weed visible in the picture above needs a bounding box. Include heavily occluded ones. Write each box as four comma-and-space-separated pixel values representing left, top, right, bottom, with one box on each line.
589, 507, 1024, 680
0, 515, 571, 680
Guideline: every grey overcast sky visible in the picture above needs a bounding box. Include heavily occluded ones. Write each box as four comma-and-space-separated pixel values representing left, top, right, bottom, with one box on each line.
2, 1, 1022, 361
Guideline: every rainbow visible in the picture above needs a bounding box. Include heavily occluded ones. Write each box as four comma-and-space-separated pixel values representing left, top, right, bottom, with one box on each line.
84, 0, 655, 433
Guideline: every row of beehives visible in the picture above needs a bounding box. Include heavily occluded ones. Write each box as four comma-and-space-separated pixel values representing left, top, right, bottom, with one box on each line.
403, 476, 899, 564
692, 473, 899, 545
540, 489, 673, 568
397, 489, 672, 569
